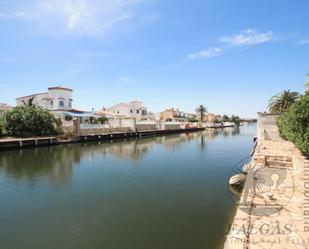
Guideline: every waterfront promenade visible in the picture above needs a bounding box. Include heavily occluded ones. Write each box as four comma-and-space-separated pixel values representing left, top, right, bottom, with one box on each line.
224, 115, 309, 249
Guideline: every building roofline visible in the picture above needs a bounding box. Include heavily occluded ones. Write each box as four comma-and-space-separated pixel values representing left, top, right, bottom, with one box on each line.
48, 86, 73, 91
16, 92, 48, 100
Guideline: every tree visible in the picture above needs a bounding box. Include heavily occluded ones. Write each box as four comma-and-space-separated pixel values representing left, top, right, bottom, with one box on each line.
231, 115, 241, 127
22, 97, 35, 107
188, 114, 198, 122
278, 93, 309, 155
268, 90, 300, 114
0, 118, 4, 136
195, 105, 207, 122
222, 115, 230, 122
97, 116, 108, 124
2, 105, 56, 137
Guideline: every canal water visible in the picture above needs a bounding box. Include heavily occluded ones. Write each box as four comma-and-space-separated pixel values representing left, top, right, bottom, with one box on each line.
0, 125, 256, 249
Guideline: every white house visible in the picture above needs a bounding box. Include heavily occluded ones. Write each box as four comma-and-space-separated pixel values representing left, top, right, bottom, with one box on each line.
0, 103, 12, 116
106, 100, 148, 120
16, 86, 98, 122
16, 86, 73, 111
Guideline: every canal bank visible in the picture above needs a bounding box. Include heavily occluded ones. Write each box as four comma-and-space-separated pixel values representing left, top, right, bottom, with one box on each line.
0, 127, 205, 150
224, 114, 309, 249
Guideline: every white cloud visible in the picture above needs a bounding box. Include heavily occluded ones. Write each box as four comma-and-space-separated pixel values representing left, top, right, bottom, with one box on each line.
1, 0, 143, 36
118, 76, 131, 85
188, 47, 223, 60
299, 39, 309, 45
187, 29, 278, 61
219, 29, 275, 46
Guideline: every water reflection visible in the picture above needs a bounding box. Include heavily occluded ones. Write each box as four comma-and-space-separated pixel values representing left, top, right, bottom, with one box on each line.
0, 125, 256, 249
0, 127, 245, 184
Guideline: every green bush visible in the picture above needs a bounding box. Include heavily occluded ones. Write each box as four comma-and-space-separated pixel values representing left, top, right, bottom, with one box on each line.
97, 117, 108, 124
278, 93, 309, 156
0, 118, 4, 137
2, 105, 56, 137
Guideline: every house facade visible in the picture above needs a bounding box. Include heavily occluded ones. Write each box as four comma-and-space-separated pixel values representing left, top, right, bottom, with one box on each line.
160, 108, 188, 122
203, 113, 217, 123
16, 86, 73, 111
106, 101, 148, 120
0, 103, 12, 116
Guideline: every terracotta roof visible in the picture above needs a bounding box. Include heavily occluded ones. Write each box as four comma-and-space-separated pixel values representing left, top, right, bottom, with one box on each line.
48, 86, 73, 91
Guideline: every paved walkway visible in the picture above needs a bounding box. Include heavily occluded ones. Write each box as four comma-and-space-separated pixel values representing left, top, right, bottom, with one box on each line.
224, 115, 309, 249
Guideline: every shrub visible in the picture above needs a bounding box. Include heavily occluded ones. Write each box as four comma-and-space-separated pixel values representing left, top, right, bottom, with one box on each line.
2, 105, 56, 137
97, 117, 108, 124
278, 93, 309, 156
0, 118, 3, 136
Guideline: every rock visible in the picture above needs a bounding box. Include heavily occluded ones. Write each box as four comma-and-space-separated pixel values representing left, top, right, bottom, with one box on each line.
242, 163, 252, 174
229, 174, 246, 186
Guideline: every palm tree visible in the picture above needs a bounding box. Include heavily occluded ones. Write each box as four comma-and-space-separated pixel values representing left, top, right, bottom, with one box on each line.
268, 90, 300, 114
196, 105, 207, 121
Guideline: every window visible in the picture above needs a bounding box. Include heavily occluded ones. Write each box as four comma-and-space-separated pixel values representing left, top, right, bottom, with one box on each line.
136, 110, 139, 114
130, 109, 133, 113
50, 100, 54, 106
59, 100, 65, 107
69, 101, 72, 108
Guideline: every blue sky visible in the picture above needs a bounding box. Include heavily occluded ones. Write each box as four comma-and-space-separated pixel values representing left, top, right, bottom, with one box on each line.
0, 0, 308, 117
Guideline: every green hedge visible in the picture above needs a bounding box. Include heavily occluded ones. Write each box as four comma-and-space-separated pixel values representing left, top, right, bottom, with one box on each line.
2, 105, 56, 137
278, 93, 309, 156
0, 118, 3, 137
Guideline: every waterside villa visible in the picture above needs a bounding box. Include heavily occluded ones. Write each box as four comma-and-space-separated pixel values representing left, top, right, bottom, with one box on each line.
160, 108, 189, 122
203, 113, 217, 122
105, 100, 148, 120
16, 86, 96, 122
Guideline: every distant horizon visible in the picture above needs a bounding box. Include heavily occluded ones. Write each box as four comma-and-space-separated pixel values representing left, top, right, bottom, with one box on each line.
1, 0, 309, 118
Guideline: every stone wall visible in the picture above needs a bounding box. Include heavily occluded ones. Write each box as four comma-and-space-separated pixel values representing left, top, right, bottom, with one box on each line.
164, 124, 181, 130
136, 124, 157, 131
80, 127, 132, 136
257, 113, 280, 141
